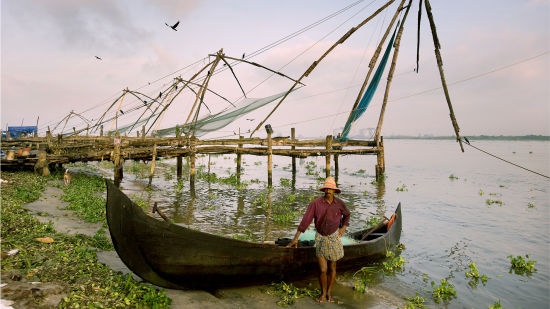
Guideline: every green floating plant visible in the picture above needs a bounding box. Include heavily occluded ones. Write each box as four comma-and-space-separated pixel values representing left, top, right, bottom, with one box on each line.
431, 279, 456, 303
508, 254, 537, 275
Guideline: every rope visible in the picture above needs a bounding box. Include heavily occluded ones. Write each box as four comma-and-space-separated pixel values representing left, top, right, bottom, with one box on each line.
390, 50, 550, 103
462, 138, 549, 179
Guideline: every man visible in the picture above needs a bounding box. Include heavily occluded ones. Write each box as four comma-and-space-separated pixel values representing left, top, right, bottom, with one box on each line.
286, 176, 350, 303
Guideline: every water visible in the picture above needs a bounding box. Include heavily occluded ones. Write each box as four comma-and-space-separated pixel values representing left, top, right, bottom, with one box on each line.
116, 139, 549, 308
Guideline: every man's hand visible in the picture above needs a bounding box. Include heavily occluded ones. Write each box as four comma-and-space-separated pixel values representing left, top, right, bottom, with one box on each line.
286, 239, 298, 248
338, 226, 347, 238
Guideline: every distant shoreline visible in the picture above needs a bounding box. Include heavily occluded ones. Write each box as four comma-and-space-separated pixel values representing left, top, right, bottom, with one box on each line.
383, 135, 550, 141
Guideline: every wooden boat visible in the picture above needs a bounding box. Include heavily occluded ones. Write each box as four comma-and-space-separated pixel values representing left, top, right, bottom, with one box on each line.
105, 180, 402, 289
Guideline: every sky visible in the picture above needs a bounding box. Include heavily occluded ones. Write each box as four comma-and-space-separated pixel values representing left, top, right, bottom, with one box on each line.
1, 0, 549, 139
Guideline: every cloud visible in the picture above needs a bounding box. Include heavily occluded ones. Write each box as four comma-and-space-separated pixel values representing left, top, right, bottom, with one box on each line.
4, 0, 150, 53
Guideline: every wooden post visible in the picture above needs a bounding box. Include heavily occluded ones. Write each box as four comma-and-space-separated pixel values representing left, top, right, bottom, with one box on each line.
208, 154, 211, 176
142, 125, 146, 139
376, 136, 385, 180
114, 134, 123, 186
236, 135, 243, 184
291, 128, 296, 187
86, 124, 89, 137
100, 125, 103, 137
149, 143, 157, 185
73, 127, 77, 136
334, 153, 339, 183
266, 131, 273, 187
176, 126, 183, 179
325, 135, 332, 177
291, 128, 296, 174
190, 152, 196, 192
33, 151, 50, 176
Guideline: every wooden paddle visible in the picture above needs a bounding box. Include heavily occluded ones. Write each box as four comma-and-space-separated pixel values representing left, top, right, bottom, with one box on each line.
361, 218, 388, 241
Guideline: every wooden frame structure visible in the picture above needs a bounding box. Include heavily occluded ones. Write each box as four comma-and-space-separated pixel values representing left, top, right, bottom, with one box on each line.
1, 0, 463, 185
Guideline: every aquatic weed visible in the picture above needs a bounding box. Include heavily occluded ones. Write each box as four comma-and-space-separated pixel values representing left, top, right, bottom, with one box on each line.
431, 279, 456, 303
61, 174, 106, 223
488, 300, 502, 309
486, 199, 503, 206
264, 281, 320, 307
382, 251, 406, 272
465, 262, 488, 287
508, 254, 537, 275
402, 293, 425, 308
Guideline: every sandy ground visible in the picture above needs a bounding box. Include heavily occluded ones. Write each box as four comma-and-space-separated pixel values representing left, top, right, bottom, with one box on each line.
1, 183, 402, 308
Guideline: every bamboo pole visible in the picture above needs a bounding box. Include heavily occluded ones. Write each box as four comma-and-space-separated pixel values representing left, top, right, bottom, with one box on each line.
424, 0, 464, 152
344, 0, 406, 133
374, 0, 412, 143
249, 0, 396, 138
267, 131, 273, 187
325, 135, 332, 177
185, 49, 224, 135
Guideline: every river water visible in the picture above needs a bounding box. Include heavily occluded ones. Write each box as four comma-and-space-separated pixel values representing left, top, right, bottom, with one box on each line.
116, 139, 549, 308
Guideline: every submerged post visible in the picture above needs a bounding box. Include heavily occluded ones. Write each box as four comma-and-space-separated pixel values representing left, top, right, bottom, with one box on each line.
149, 143, 157, 186
113, 134, 123, 187
190, 151, 196, 192
267, 131, 273, 187
291, 128, 296, 181
376, 136, 385, 180
176, 126, 183, 179
236, 135, 243, 184
325, 135, 332, 177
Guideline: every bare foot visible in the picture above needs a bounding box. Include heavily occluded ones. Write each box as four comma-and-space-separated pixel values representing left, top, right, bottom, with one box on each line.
326, 296, 335, 303
316, 295, 326, 303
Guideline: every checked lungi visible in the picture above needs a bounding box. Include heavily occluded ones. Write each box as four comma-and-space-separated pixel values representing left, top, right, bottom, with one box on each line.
315, 231, 344, 261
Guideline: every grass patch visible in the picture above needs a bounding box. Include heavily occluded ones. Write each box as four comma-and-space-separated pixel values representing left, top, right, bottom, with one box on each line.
60, 174, 106, 223
1, 171, 171, 308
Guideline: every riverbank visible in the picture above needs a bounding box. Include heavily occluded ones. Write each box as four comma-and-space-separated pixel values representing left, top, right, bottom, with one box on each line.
0, 170, 402, 308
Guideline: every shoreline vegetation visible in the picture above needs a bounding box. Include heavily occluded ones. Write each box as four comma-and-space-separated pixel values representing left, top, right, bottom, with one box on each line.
0, 171, 172, 308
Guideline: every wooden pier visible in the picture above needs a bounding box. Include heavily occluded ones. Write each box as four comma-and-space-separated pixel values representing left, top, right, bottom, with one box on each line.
1, 128, 384, 186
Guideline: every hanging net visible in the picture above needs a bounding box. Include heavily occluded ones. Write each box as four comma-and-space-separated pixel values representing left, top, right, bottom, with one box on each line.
153, 90, 289, 137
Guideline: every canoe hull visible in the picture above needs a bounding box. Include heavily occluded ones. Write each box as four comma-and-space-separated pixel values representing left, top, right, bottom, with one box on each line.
105, 180, 402, 289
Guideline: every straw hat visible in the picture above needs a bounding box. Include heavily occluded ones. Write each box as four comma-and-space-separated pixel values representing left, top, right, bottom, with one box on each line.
318, 176, 341, 193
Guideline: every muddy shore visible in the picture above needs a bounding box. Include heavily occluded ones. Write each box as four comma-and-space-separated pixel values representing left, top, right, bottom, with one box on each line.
1, 178, 402, 308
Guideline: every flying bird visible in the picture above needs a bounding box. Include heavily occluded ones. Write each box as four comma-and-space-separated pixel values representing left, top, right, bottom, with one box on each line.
246, 118, 254, 121
242, 53, 245, 59
95, 56, 102, 60
165, 21, 180, 31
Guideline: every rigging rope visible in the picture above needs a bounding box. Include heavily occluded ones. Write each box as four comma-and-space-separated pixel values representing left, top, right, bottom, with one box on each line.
462, 138, 549, 179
